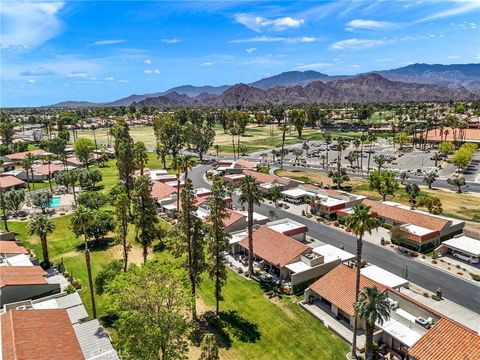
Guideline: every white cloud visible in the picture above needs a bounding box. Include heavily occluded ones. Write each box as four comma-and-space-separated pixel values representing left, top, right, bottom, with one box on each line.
144, 69, 160, 74
1, 1, 65, 49
201, 62, 215, 67
27, 79, 36, 84
330, 38, 392, 50
20, 67, 53, 76
246, 47, 257, 53
447, 55, 460, 59
118, 79, 129, 83
346, 19, 395, 31
144, 59, 152, 64
350, 64, 361, 68
104, 77, 114, 81
92, 39, 126, 46
231, 36, 317, 44
234, 13, 304, 32
295, 63, 332, 70
161, 38, 181, 44
67, 71, 88, 78
418, 1, 480, 22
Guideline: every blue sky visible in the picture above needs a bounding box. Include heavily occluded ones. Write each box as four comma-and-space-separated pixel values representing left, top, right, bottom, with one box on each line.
1, 0, 480, 107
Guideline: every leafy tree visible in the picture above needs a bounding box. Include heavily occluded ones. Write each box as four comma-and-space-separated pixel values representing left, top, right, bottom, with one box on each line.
115, 188, 131, 272
200, 333, 219, 360
4, 190, 25, 217
132, 176, 159, 263
107, 262, 190, 360
72, 210, 115, 243
373, 154, 388, 171
70, 205, 97, 318
28, 214, 55, 268
133, 141, 149, 176
439, 141, 454, 156
112, 119, 135, 198
94, 259, 123, 295
153, 114, 185, 165
417, 195, 442, 214
238, 175, 263, 274
289, 108, 306, 139
345, 204, 378, 357
405, 183, 420, 209
269, 183, 282, 206
186, 123, 215, 162
354, 287, 391, 360
78, 169, 102, 190
423, 172, 438, 189
74, 138, 94, 169
447, 176, 466, 193
0, 114, 15, 151
48, 137, 67, 163
395, 131, 410, 150
31, 191, 53, 214
345, 151, 358, 168
77, 191, 108, 209
206, 176, 230, 315
368, 170, 399, 201
399, 171, 409, 185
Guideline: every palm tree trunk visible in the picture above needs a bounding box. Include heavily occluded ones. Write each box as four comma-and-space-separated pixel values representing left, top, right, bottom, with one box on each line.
365, 324, 374, 360
280, 126, 286, 170
41, 234, 50, 268
0, 188, 8, 232
143, 243, 147, 264
247, 200, 254, 275
83, 226, 97, 319
31, 170, 35, 190
352, 235, 364, 358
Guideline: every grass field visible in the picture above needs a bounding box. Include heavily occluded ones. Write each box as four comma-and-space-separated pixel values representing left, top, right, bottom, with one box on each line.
76, 124, 391, 155
276, 169, 480, 222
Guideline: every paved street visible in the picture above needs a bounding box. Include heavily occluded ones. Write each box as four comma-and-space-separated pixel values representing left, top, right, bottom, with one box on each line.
189, 164, 480, 313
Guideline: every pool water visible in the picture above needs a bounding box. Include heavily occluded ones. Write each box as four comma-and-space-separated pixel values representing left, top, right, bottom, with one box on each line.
49, 196, 61, 207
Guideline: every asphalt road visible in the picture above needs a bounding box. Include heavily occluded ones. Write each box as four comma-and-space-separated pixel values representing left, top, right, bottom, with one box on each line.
189, 164, 480, 313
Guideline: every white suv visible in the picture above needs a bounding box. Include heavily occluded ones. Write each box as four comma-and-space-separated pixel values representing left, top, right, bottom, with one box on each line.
453, 253, 480, 264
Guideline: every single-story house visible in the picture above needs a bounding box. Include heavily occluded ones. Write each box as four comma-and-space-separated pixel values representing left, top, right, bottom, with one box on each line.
151, 181, 177, 206
0, 266, 61, 306
242, 169, 296, 193
5, 149, 50, 164
0, 161, 15, 173
360, 265, 409, 289
0, 175, 27, 192
223, 173, 246, 184
300, 185, 366, 215
265, 218, 309, 242
224, 159, 259, 174
338, 199, 464, 252
435, 234, 480, 259
281, 188, 317, 204
6, 163, 64, 182
303, 264, 480, 360
0, 241, 28, 256
163, 196, 207, 218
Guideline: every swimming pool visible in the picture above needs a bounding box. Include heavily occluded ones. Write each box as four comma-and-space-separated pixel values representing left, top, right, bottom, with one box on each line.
49, 196, 61, 207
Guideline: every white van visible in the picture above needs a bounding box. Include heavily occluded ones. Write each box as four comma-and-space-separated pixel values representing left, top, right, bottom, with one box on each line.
453, 253, 480, 264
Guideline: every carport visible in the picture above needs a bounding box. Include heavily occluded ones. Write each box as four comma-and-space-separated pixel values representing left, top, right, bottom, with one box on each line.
437, 235, 480, 258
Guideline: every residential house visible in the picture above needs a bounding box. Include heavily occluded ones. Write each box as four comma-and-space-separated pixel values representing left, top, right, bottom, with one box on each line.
5, 163, 64, 182
303, 264, 480, 359
0, 175, 27, 192
265, 218, 308, 242
5, 149, 50, 164
151, 181, 177, 207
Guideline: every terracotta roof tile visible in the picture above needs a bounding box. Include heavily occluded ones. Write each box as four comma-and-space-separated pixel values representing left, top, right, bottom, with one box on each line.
362, 199, 448, 232
235, 159, 257, 169
31, 163, 64, 176
0, 241, 28, 255
409, 318, 480, 360
1, 309, 85, 360
0, 175, 26, 189
239, 226, 309, 268
0, 266, 47, 288
151, 181, 177, 201
5, 149, 49, 161
309, 264, 387, 317
223, 209, 246, 228
242, 169, 290, 185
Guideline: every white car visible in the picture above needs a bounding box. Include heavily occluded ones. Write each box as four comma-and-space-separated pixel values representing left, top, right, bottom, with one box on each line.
453, 253, 480, 264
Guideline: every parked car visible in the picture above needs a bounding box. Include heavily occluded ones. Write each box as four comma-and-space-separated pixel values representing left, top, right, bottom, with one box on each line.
453, 253, 480, 264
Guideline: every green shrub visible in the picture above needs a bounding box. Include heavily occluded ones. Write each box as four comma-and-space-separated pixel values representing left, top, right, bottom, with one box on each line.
432, 260, 438, 264
65, 284, 76, 294
469, 273, 480, 281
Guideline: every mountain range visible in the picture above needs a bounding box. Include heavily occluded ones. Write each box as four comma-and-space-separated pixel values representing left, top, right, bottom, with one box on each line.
52, 63, 480, 107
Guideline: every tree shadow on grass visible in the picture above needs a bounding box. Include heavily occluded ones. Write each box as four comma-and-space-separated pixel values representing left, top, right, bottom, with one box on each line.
75, 237, 115, 252
258, 279, 283, 300
192, 310, 261, 349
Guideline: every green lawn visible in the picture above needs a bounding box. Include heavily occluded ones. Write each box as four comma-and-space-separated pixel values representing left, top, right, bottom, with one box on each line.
198, 272, 348, 359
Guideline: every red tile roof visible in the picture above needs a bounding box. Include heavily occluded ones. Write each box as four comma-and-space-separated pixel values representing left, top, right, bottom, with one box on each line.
151, 181, 177, 201
0, 175, 26, 189
242, 169, 290, 185
309, 264, 387, 317
223, 209, 246, 229
31, 163, 64, 176
5, 149, 49, 161
239, 226, 309, 268
362, 199, 449, 232
235, 159, 257, 169
0, 266, 47, 288
409, 318, 480, 360
1, 309, 85, 360
0, 241, 28, 255
174, 196, 207, 211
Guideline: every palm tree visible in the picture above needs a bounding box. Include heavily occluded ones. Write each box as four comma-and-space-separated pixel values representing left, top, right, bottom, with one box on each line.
366, 134, 377, 174
173, 155, 196, 211
45, 154, 55, 192
21, 153, 35, 191
71, 205, 97, 319
238, 175, 263, 275
324, 132, 332, 169
423, 172, 438, 189
66, 170, 79, 205
354, 287, 391, 360
345, 204, 378, 358
28, 214, 55, 268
